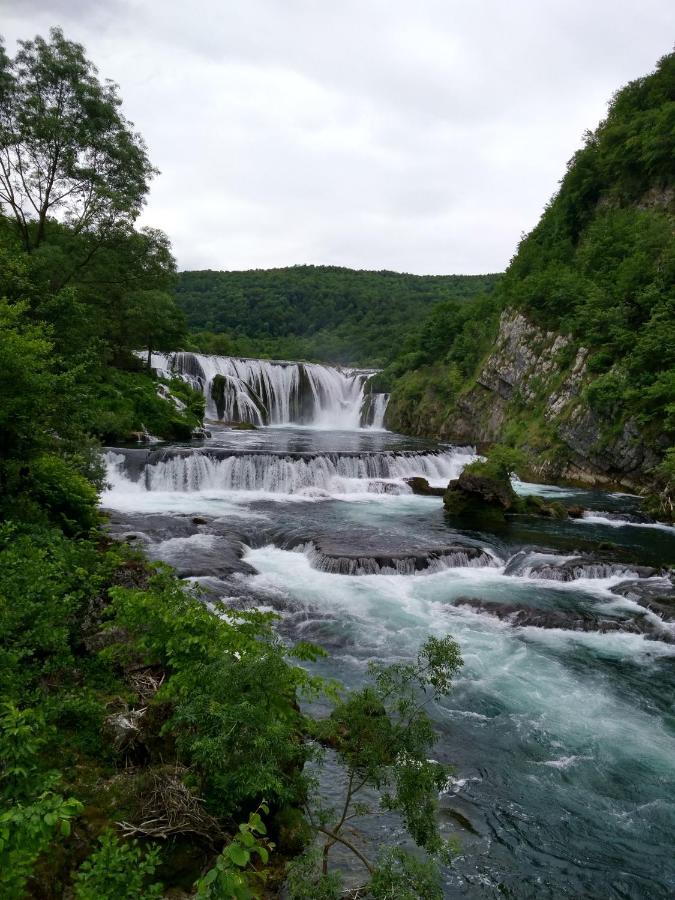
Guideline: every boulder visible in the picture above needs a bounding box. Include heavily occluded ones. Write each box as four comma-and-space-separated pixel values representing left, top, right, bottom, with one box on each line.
405, 476, 446, 497
443, 468, 516, 518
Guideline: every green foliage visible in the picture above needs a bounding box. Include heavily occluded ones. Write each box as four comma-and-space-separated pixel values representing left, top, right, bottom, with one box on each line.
304, 637, 463, 892
499, 53, 675, 449
0, 791, 83, 898
85, 367, 203, 443
285, 849, 342, 899
107, 570, 317, 817
0, 27, 155, 251
464, 445, 528, 482
195, 804, 275, 899
0, 524, 104, 700
25, 454, 100, 536
74, 831, 163, 900
386, 51, 674, 484
179, 267, 500, 366
643, 447, 675, 522
369, 847, 443, 900
0, 705, 83, 899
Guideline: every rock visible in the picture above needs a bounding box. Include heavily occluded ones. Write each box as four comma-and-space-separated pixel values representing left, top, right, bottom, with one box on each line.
191, 516, 208, 525
456, 597, 649, 636
567, 505, 586, 519
443, 466, 517, 520
232, 421, 257, 430
305, 542, 494, 575
518, 495, 569, 519
405, 476, 446, 496
611, 579, 675, 622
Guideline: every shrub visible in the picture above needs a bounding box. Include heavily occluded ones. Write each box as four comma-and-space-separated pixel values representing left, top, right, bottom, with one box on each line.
74, 831, 163, 900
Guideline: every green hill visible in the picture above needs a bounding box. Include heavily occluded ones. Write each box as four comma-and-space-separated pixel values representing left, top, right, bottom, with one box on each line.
176, 265, 500, 365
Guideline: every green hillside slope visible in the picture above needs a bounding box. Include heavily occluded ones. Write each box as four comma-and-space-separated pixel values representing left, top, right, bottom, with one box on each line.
177, 266, 500, 365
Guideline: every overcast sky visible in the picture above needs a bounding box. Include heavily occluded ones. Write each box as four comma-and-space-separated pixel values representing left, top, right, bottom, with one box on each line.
2, 1, 673, 274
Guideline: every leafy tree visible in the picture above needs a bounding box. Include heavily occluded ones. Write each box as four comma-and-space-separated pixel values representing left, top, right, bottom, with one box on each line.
177, 266, 500, 366
292, 637, 463, 897
127, 288, 187, 367
0, 28, 155, 251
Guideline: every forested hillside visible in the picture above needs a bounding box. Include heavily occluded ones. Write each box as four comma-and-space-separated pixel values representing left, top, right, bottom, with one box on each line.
177, 266, 499, 365
385, 51, 675, 515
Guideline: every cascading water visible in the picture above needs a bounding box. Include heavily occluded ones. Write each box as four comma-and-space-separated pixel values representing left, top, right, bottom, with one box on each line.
148, 351, 390, 428
101, 395, 675, 895
104, 446, 469, 496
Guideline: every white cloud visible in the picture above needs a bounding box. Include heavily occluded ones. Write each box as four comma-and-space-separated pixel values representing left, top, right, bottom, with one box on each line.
3, 0, 673, 273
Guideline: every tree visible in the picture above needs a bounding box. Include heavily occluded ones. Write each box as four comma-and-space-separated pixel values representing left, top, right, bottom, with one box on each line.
291, 636, 463, 898
127, 288, 187, 367
0, 28, 155, 252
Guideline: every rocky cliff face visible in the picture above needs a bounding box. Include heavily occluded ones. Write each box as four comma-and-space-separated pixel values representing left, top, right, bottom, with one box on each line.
386, 309, 666, 489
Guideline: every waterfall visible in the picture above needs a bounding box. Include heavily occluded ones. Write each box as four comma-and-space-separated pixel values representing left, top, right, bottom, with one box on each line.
147, 352, 390, 429
359, 391, 390, 429
104, 447, 469, 496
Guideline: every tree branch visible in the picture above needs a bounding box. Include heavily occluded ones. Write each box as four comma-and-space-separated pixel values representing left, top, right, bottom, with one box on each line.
317, 827, 374, 874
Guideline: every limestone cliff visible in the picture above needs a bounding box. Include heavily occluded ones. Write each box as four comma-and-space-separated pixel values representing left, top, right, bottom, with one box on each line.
386, 308, 668, 490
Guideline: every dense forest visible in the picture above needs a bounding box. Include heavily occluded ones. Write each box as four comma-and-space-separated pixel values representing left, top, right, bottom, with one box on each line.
0, 28, 462, 899
384, 50, 675, 514
178, 266, 499, 365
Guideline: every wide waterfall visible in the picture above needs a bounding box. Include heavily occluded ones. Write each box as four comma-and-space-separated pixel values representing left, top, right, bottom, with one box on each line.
148, 352, 389, 428
104, 446, 468, 496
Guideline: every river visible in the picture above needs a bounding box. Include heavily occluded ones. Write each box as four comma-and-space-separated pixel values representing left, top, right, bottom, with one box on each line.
102, 356, 675, 898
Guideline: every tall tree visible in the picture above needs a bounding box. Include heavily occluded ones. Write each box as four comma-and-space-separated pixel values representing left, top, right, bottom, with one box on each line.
0, 28, 155, 251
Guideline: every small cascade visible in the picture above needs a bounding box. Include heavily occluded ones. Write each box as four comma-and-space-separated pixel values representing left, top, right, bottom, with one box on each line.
503, 551, 652, 582
147, 352, 389, 428
359, 392, 390, 429
299, 541, 499, 575
104, 447, 468, 496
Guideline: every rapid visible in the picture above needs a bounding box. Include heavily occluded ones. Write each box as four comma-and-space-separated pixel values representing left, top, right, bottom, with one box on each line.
102, 356, 675, 898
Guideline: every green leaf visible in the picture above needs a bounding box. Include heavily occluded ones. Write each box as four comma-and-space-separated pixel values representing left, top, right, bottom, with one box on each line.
201, 867, 218, 886
227, 844, 250, 868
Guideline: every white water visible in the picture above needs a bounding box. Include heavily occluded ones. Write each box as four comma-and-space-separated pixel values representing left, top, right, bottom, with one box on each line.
103, 447, 473, 501
148, 351, 389, 429
102, 420, 675, 895
576, 511, 675, 532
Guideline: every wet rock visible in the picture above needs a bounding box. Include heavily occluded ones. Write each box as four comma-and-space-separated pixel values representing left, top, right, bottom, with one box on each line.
455, 597, 646, 635
304, 542, 494, 575
525, 558, 657, 582
191, 516, 209, 525
611, 578, 675, 622
405, 476, 446, 496
444, 469, 516, 519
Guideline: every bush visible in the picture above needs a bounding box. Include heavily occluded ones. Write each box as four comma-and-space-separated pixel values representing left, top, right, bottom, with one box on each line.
74, 831, 163, 900
27, 454, 100, 536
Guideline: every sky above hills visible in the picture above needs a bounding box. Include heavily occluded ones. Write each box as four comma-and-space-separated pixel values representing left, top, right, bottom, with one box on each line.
4, 0, 674, 274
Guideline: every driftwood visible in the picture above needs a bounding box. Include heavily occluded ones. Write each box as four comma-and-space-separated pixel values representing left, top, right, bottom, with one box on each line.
117, 765, 224, 845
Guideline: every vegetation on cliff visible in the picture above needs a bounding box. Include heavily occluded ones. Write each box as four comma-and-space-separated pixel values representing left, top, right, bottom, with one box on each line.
385, 51, 674, 513
178, 266, 500, 366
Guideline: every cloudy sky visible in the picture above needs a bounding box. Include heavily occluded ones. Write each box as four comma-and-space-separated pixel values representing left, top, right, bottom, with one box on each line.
3, 1, 673, 274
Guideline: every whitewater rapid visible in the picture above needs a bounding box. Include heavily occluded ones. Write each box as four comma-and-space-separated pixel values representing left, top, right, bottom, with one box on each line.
101, 421, 675, 897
